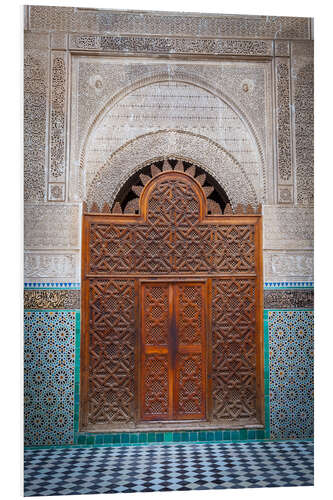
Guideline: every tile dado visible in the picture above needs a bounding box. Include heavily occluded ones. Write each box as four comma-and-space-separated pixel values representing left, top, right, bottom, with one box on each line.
24, 289, 80, 309
267, 310, 313, 439
24, 309, 269, 448
24, 303, 313, 447
264, 289, 314, 309
24, 311, 77, 446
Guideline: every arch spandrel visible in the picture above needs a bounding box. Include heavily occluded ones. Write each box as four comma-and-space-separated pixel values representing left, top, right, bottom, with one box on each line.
80, 73, 265, 207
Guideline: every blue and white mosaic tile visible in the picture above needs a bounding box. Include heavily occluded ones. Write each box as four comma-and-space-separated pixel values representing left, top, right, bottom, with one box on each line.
24, 311, 76, 446
268, 310, 314, 439
24, 282, 80, 289
264, 282, 314, 289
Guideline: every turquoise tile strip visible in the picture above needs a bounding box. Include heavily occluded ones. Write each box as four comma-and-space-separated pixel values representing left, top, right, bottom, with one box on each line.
24, 283, 81, 289
24, 281, 314, 290
264, 282, 313, 289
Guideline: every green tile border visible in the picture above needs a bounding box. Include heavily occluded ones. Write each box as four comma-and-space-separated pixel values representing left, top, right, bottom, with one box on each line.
24, 437, 314, 450
24, 306, 313, 450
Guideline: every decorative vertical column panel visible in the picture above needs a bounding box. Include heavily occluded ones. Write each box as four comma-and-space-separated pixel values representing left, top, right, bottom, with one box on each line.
24, 33, 50, 201
291, 41, 314, 206
274, 55, 293, 204
48, 51, 67, 201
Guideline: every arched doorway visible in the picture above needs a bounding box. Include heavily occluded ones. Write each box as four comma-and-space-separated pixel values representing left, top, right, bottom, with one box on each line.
80, 159, 263, 432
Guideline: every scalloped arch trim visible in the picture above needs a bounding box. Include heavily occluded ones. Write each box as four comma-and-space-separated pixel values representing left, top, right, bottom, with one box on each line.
86, 130, 258, 209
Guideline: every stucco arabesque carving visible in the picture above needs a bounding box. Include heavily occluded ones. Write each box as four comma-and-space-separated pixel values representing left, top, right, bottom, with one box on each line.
79, 71, 266, 205
28, 6, 310, 40
86, 130, 258, 211
50, 54, 66, 180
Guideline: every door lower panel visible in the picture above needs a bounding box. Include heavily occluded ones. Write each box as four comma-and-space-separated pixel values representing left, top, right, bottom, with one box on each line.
140, 281, 206, 421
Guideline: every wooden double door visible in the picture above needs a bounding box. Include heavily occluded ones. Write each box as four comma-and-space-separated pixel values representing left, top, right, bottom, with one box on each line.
80, 167, 263, 432
140, 281, 207, 421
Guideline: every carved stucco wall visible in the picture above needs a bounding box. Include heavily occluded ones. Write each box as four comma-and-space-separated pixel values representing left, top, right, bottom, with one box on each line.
24, 6, 314, 286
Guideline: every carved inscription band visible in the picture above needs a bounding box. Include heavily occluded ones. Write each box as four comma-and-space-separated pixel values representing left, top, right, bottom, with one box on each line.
70, 35, 273, 56
24, 287, 314, 309
264, 289, 313, 309
24, 289, 80, 309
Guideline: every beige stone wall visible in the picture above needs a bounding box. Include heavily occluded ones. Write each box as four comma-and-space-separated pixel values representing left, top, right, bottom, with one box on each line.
24, 6, 314, 285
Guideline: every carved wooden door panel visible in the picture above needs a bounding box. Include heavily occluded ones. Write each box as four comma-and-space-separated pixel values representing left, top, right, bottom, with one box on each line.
141, 281, 206, 421
80, 162, 263, 432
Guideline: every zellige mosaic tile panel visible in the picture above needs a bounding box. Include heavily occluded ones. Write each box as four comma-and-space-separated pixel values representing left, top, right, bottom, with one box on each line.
24, 311, 76, 446
268, 310, 314, 439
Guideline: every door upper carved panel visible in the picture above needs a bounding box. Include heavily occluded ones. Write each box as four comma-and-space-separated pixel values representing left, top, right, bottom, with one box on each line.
87, 172, 256, 276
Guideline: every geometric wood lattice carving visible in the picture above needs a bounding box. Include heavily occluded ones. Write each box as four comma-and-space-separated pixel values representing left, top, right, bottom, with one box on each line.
140, 282, 206, 421
81, 168, 263, 431
86, 279, 135, 426
88, 177, 256, 275
212, 278, 257, 421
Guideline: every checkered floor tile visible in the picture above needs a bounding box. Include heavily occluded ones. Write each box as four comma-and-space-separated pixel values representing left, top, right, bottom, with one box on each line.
24, 440, 314, 496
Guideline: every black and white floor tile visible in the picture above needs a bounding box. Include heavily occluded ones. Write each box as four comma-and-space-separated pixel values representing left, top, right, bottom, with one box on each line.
24, 440, 314, 496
